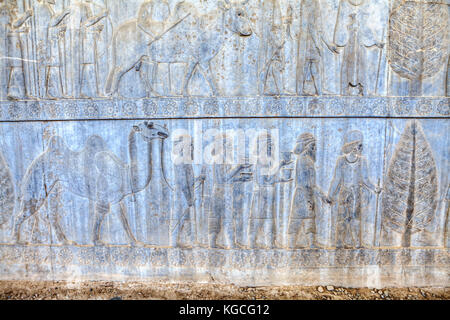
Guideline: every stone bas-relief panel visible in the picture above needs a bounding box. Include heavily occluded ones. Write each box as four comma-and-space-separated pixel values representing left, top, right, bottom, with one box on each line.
0, 118, 448, 286
0, 0, 448, 288
0, 0, 449, 100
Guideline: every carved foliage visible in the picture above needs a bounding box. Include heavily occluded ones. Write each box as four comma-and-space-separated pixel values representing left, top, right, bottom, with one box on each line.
382, 120, 438, 247
389, 1, 448, 80
0, 152, 14, 225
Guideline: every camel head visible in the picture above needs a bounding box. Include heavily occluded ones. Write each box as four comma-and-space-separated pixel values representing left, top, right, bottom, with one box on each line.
133, 121, 169, 142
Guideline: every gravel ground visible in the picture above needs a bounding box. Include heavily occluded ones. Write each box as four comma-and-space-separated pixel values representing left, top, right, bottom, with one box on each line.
0, 281, 448, 300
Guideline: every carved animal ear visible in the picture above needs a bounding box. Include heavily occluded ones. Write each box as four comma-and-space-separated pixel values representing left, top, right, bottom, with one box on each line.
218, 0, 231, 11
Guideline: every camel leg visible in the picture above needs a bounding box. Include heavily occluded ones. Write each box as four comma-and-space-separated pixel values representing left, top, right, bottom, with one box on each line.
183, 61, 198, 96
118, 201, 143, 247
48, 190, 76, 246
93, 203, 110, 246
14, 199, 44, 244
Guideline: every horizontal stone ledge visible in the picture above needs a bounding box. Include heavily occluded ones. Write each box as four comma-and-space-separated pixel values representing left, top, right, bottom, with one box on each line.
1, 245, 448, 269
0, 96, 448, 121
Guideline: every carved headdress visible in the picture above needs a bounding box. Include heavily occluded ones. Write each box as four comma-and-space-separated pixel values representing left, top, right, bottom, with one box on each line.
295, 133, 316, 155
342, 130, 363, 154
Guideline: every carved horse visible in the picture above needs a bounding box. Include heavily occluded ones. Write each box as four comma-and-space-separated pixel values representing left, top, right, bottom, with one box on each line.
14, 122, 170, 246
105, 0, 252, 97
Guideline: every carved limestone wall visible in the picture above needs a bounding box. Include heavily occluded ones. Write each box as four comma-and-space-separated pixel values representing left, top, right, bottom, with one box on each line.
0, 0, 448, 287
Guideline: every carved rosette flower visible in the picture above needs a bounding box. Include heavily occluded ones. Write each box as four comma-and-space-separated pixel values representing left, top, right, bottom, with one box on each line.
203, 99, 219, 115
307, 99, 324, 115
84, 103, 100, 117
79, 248, 96, 266
27, 102, 42, 118
105, 102, 119, 116
415, 100, 433, 116
47, 103, 63, 118
328, 99, 345, 115
150, 249, 168, 266
56, 248, 73, 265
64, 103, 80, 118
7, 103, 21, 120
142, 100, 158, 116
348, 98, 366, 115
182, 100, 199, 116
436, 99, 449, 116
267, 100, 283, 115
110, 248, 131, 267
368, 98, 387, 116
390, 98, 411, 115
123, 102, 137, 117
131, 248, 149, 267
244, 99, 261, 115
2, 247, 23, 265
223, 100, 242, 115
285, 98, 304, 115
160, 100, 178, 116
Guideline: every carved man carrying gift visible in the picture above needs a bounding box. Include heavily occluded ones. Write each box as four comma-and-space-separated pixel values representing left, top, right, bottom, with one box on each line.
328, 130, 381, 248
287, 133, 329, 249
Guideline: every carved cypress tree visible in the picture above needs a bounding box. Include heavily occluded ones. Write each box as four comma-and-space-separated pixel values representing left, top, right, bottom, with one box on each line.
382, 120, 438, 247
388, 0, 448, 96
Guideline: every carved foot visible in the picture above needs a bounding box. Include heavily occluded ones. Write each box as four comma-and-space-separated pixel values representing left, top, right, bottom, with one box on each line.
94, 240, 107, 246
62, 240, 78, 246
176, 242, 194, 249
16, 239, 30, 246
131, 240, 145, 248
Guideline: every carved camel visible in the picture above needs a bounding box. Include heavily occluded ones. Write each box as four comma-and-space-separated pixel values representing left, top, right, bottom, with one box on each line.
14, 122, 169, 246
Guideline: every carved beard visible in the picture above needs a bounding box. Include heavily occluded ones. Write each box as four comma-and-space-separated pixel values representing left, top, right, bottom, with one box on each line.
348, 0, 364, 6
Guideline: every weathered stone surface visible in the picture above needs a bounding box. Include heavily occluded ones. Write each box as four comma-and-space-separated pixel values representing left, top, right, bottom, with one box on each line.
0, 0, 448, 288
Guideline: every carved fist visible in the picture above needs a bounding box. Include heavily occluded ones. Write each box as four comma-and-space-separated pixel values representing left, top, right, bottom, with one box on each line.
280, 159, 293, 167
327, 42, 339, 54
197, 174, 206, 182
375, 42, 385, 49
239, 163, 252, 170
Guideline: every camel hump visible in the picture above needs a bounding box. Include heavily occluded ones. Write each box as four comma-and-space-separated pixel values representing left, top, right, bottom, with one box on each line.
85, 135, 108, 153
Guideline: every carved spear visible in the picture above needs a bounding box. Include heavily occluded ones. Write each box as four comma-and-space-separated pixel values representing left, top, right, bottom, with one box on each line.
375, 28, 385, 95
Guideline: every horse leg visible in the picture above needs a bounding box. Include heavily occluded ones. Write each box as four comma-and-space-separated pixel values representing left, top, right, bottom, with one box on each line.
139, 59, 160, 97
105, 67, 119, 96
118, 201, 143, 247
198, 62, 218, 96
106, 64, 131, 97
183, 61, 198, 96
